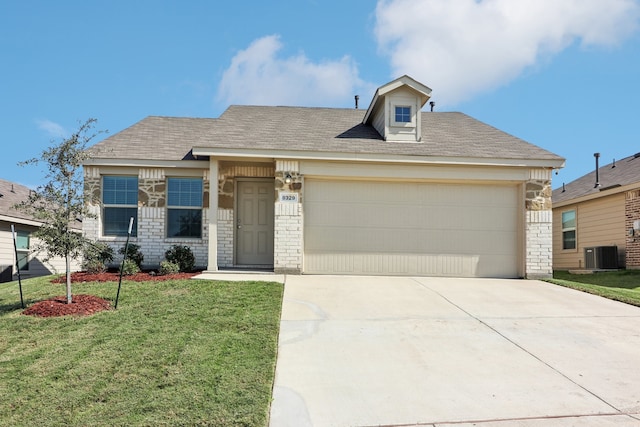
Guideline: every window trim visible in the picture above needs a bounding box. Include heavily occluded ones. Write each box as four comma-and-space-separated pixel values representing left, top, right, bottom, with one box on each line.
391, 103, 415, 127
561, 209, 577, 251
166, 177, 203, 239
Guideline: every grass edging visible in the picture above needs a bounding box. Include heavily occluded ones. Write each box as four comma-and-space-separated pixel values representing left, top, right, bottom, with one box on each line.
544, 271, 640, 308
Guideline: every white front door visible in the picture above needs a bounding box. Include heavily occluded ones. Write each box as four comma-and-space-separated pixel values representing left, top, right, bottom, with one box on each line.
236, 179, 275, 266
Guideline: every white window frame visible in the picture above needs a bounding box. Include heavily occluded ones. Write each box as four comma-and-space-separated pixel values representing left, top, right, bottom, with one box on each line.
391, 103, 416, 127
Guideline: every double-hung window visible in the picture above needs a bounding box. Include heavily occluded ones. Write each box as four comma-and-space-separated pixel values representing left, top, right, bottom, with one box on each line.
167, 177, 203, 238
561, 210, 576, 250
103, 176, 138, 237
15, 230, 30, 271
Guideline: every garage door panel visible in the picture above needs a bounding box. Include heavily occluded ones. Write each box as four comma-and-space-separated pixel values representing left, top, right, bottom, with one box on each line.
304, 180, 519, 278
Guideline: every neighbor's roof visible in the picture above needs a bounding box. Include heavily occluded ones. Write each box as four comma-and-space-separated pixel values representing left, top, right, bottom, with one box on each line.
0, 178, 83, 230
86, 106, 564, 164
553, 152, 640, 205
0, 178, 39, 224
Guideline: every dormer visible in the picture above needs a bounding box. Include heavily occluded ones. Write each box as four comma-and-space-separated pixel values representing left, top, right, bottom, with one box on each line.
363, 75, 432, 142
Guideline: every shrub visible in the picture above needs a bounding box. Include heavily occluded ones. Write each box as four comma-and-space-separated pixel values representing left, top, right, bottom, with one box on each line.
164, 245, 195, 272
119, 243, 143, 268
159, 260, 180, 275
82, 241, 114, 273
121, 259, 140, 275
83, 259, 107, 274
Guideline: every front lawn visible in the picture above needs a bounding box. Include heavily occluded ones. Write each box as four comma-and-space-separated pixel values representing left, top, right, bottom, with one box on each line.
0, 275, 283, 426
548, 270, 640, 307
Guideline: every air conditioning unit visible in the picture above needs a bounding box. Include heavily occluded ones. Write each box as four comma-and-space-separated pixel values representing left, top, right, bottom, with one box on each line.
584, 246, 618, 269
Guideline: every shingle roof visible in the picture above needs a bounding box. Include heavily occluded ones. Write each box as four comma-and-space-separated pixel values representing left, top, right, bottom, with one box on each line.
552, 153, 640, 204
0, 179, 83, 230
86, 106, 563, 163
0, 178, 37, 222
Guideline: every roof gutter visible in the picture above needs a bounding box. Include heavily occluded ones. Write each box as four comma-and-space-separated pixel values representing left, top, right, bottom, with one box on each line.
191, 146, 566, 169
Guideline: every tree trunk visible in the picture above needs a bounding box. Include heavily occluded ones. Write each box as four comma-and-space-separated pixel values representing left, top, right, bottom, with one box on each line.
66, 254, 72, 304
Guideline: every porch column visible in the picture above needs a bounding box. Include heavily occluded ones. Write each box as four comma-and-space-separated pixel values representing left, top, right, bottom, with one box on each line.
207, 159, 219, 271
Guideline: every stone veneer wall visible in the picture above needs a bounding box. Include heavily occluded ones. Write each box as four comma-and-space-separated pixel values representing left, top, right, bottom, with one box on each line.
525, 170, 553, 279
274, 160, 303, 274
625, 189, 640, 269
83, 167, 210, 270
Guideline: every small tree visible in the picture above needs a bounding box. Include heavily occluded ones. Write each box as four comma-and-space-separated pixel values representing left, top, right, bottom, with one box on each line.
15, 118, 105, 304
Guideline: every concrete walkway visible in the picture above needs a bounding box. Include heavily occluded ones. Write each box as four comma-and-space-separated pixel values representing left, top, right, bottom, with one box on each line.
269, 275, 640, 427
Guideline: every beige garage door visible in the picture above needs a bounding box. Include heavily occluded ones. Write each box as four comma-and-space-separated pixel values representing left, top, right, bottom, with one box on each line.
304, 180, 520, 278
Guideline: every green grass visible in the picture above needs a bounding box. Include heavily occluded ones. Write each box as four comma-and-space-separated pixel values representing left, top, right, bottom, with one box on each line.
0, 275, 283, 427
548, 270, 640, 307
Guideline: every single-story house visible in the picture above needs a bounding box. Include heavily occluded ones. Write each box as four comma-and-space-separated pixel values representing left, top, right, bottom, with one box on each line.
83, 75, 564, 278
0, 178, 80, 282
552, 152, 640, 270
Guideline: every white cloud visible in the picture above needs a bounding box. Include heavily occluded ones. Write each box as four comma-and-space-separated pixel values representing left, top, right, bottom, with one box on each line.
36, 119, 67, 138
217, 35, 374, 108
375, 0, 640, 106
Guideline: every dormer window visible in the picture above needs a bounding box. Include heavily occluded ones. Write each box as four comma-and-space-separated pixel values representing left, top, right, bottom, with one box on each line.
395, 106, 411, 123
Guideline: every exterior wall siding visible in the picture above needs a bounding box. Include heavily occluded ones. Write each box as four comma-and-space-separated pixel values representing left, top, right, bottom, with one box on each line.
84, 162, 554, 278
0, 221, 81, 281
552, 192, 626, 270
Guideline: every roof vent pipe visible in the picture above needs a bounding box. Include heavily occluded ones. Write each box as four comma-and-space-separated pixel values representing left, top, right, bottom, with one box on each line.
354, 95, 359, 109
594, 152, 601, 188
429, 101, 435, 112
612, 158, 616, 168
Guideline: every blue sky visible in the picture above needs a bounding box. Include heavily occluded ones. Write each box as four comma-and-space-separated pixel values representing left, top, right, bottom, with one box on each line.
2, 0, 640, 189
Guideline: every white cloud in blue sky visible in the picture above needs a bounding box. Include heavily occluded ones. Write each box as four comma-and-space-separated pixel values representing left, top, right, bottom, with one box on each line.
36, 119, 67, 138
217, 35, 375, 108
374, 0, 640, 105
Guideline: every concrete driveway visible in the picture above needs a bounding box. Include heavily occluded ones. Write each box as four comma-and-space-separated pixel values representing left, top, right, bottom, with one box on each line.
268, 275, 640, 427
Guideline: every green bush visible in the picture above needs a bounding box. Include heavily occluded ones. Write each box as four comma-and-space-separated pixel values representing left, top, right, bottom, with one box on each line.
159, 260, 180, 275
121, 259, 140, 275
82, 241, 114, 273
83, 259, 107, 274
165, 245, 195, 272
119, 243, 143, 268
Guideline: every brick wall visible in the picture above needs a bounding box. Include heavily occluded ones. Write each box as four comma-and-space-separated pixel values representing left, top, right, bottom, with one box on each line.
274, 202, 303, 274
273, 161, 303, 273
83, 167, 210, 271
217, 209, 234, 267
626, 189, 640, 268
525, 171, 553, 279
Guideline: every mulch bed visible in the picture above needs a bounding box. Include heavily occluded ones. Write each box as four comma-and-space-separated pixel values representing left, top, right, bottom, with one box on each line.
50, 271, 199, 283
23, 294, 112, 318
23, 271, 200, 318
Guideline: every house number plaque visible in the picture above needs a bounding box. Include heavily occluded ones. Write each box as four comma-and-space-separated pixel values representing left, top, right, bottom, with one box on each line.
279, 192, 299, 203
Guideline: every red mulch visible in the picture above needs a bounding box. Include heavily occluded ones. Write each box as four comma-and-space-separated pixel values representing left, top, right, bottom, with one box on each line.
50, 271, 199, 283
23, 271, 199, 318
23, 294, 112, 318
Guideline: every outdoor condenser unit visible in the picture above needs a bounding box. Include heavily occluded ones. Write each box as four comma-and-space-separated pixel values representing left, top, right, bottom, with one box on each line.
584, 246, 618, 269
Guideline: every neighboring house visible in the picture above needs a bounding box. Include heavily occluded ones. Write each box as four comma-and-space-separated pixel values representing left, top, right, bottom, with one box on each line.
552, 152, 640, 270
83, 75, 564, 279
0, 178, 81, 282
